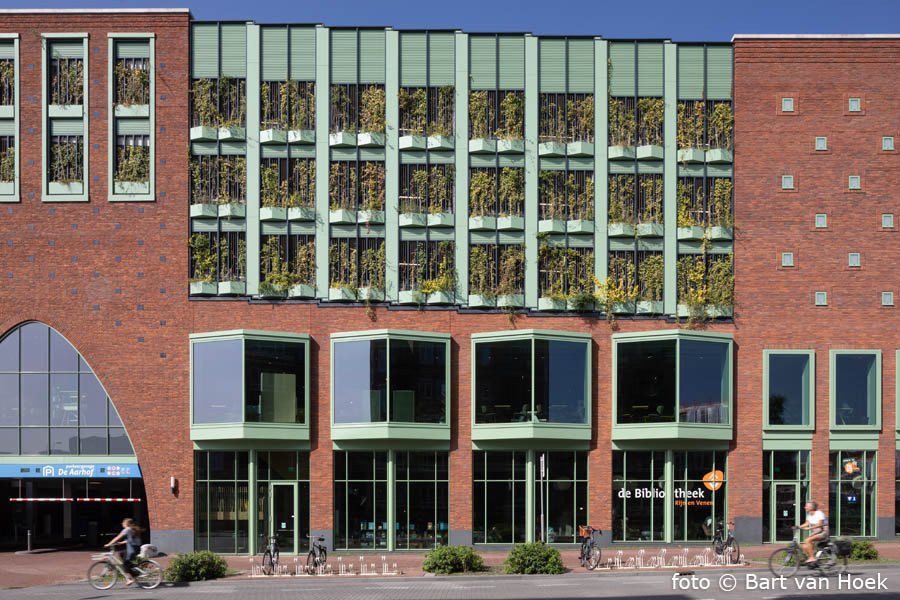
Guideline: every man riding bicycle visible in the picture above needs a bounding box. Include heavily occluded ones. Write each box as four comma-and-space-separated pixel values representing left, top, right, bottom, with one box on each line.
796, 501, 828, 564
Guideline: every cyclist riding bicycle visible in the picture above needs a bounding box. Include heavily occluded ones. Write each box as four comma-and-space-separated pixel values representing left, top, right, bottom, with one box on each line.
796, 501, 828, 564
104, 518, 143, 586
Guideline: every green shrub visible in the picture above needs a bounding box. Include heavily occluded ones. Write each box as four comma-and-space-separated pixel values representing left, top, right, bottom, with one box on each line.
164, 550, 229, 582
503, 542, 566, 575
422, 545, 484, 574
850, 540, 879, 561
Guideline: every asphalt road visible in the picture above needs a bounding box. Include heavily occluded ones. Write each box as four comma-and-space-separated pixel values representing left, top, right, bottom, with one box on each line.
2, 564, 899, 600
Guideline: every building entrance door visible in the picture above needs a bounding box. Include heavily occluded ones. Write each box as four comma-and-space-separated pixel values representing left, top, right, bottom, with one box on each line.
269, 482, 297, 554
772, 483, 801, 542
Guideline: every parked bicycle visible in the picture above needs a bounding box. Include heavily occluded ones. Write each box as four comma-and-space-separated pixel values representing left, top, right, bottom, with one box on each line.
712, 520, 740, 564
261, 533, 280, 575
307, 535, 328, 574
578, 525, 602, 570
768, 528, 849, 577
88, 546, 162, 590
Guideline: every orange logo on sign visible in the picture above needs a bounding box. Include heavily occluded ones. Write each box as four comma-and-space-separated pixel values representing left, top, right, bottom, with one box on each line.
703, 470, 725, 491
844, 459, 859, 475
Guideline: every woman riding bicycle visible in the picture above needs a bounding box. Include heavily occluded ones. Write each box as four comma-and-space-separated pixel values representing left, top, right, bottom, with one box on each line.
796, 501, 828, 564
104, 518, 143, 586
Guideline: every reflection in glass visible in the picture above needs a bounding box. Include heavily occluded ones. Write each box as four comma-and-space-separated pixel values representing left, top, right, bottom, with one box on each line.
78, 373, 107, 426
245, 340, 305, 424
108, 428, 133, 454
617, 340, 676, 424
20, 374, 49, 426
21, 427, 49, 455
679, 340, 728, 424
395, 452, 449, 549
0, 374, 18, 426
334, 451, 389, 549
50, 329, 79, 372
79, 427, 107, 454
612, 451, 666, 542
50, 374, 78, 426
535, 451, 588, 543
672, 451, 726, 542
0, 427, 18, 453
389, 339, 446, 424
192, 339, 243, 424
829, 450, 876, 536
333, 340, 387, 423
534, 341, 587, 424
834, 354, 877, 426
20, 323, 48, 372
768, 354, 810, 426
474, 340, 531, 424
473, 451, 527, 543
50, 427, 77, 454
0, 330, 19, 372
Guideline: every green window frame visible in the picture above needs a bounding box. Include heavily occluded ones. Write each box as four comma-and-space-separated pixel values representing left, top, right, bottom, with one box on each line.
763, 350, 815, 431
829, 450, 876, 537
762, 450, 810, 544
107, 33, 155, 201
194, 450, 251, 554
394, 451, 450, 549
829, 350, 881, 430
189, 330, 310, 441
0, 34, 19, 202
333, 450, 389, 550
42, 34, 89, 202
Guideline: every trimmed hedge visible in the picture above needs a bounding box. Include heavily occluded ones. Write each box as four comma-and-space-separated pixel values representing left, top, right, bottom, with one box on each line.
850, 540, 879, 561
504, 542, 566, 574
164, 550, 229, 582
422, 545, 484, 574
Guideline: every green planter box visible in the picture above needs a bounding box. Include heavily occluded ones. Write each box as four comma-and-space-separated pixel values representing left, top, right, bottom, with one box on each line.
48, 181, 83, 195
677, 148, 705, 163
260, 128, 287, 145
677, 226, 705, 240
538, 141, 565, 157
427, 212, 455, 228
538, 219, 565, 234
538, 297, 566, 311
469, 216, 496, 231
260, 206, 287, 221
218, 281, 246, 295
0, 181, 14, 195
288, 283, 316, 299
113, 181, 149, 195
427, 291, 455, 305
427, 135, 454, 151
357, 287, 385, 302
607, 222, 635, 237
677, 303, 708, 318
636, 300, 664, 314
612, 301, 635, 314
497, 139, 524, 154
189, 281, 217, 296
257, 285, 287, 299
497, 294, 524, 308
0, 106, 13, 119
398, 290, 425, 304
399, 213, 426, 228
287, 206, 315, 221
467, 294, 496, 308
608, 146, 635, 160
708, 226, 734, 240
357, 210, 385, 224
468, 138, 497, 154
49, 104, 82, 118
567, 298, 595, 311
567, 141, 594, 157
706, 305, 734, 318
329, 131, 357, 147
636, 144, 664, 160
218, 127, 245, 141
329, 209, 357, 224
288, 129, 315, 144
567, 219, 594, 234
190, 125, 217, 142
399, 135, 426, 150
357, 132, 385, 147
114, 104, 149, 118
329, 287, 356, 301
190, 203, 218, 218
706, 148, 733, 163
636, 223, 665, 237
218, 203, 246, 218
498, 215, 524, 231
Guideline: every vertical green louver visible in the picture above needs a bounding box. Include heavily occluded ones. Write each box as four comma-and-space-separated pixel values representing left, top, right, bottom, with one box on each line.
637, 42, 663, 96
706, 46, 733, 100
608, 42, 635, 96
261, 27, 288, 81
539, 39, 565, 93
469, 36, 496, 90
677, 45, 704, 99
567, 39, 593, 93
330, 29, 357, 84
359, 30, 386, 83
400, 32, 426, 87
192, 24, 218, 78
289, 27, 316, 80
498, 36, 524, 89
428, 33, 454, 85
220, 24, 247, 77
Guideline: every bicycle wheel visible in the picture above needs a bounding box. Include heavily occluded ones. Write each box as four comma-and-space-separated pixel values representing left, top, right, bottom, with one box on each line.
262, 550, 274, 575
88, 560, 118, 590
769, 547, 800, 577
306, 550, 317, 574
579, 541, 588, 567
833, 552, 849, 575
816, 547, 841, 577
724, 539, 741, 565
587, 545, 602, 570
135, 560, 163, 589
319, 548, 327, 568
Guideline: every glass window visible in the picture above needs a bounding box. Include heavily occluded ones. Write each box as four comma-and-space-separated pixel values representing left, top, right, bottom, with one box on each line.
680, 340, 729, 424
815, 214, 827, 228
612, 450, 666, 542
833, 353, 879, 427
192, 339, 243, 424
883, 137, 894, 151
50, 427, 77, 454
334, 451, 388, 549
617, 340, 676, 424
474, 340, 531, 424
848, 176, 860, 190
848, 97, 861, 112
534, 340, 587, 424
766, 353, 811, 427
49, 330, 78, 372
79, 372, 107, 426
244, 339, 305, 424
19, 323, 48, 372
395, 451, 449, 549
21, 427, 49, 455
830, 450, 875, 537
883, 214, 895, 229
763, 451, 810, 543
0, 330, 19, 372
781, 97, 794, 112
882, 292, 894, 307
0, 427, 18, 453
815, 292, 827, 306
389, 339, 447, 424
673, 451, 727, 542
781, 252, 794, 267
815, 136, 827, 151
0, 374, 17, 426
535, 451, 588, 544
781, 175, 794, 190
333, 339, 387, 423
848, 252, 861, 267
472, 451, 527, 544
20, 374, 49, 426
194, 451, 251, 554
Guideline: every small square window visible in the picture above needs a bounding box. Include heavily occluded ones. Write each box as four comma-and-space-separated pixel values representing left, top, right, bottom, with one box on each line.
883, 136, 895, 151
882, 214, 895, 229
882, 292, 895, 306
815, 214, 828, 228
848, 97, 861, 112
782, 97, 794, 112
782, 175, 794, 190
848, 253, 861, 267
781, 252, 794, 267
848, 175, 861, 190
815, 136, 828, 151
815, 291, 827, 306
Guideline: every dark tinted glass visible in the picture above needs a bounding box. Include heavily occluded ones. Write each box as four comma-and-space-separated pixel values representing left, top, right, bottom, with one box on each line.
108, 428, 133, 455
245, 339, 305, 424
192, 339, 243, 424
679, 340, 728, 424
768, 354, 809, 426
834, 354, 876, 426
208, 451, 236, 480
79, 428, 107, 454
389, 339, 446, 423
534, 340, 587, 424
333, 340, 387, 423
616, 340, 676, 423
474, 340, 531, 424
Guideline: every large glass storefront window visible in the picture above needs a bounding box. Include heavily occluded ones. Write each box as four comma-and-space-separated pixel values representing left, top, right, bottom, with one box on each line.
256, 451, 311, 553
334, 451, 388, 549
332, 334, 448, 425
535, 451, 588, 544
673, 451, 727, 541
829, 450, 876, 537
195, 451, 250, 554
473, 451, 527, 543
765, 352, 812, 427
762, 450, 809, 543
395, 452, 449, 549
612, 451, 666, 542
831, 352, 880, 427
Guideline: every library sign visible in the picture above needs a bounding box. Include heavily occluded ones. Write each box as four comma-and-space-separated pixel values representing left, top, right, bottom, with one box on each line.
0, 463, 142, 478
617, 470, 724, 507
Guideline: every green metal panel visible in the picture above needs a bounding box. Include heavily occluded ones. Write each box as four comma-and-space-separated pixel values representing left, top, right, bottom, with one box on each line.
637, 42, 663, 96
498, 36, 524, 89
358, 148, 385, 161
246, 24, 260, 295
567, 39, 593, 93
567, 157, 593, 170
469, 155, 496, 168
115, 41, 149, 59
386, 30, 399, 301
539, 39, 565, 93
663, 43, 677, 316
359, 29, 385, 83
290, 145, 315, 159
427, 152, 454, 165
220, 219, 246, 233
608, 42, 635, 97
497, 155, 524, 168
290, 27, 316, 80
50, 119, 83, 135
0, 42, 13, 60
706, 46, 733, 100
400, 32, 426, 87
399, 151, 426, 164
50, 42, 83, 59
116, 119, 150, 135
677, 45, 704, 100
469, 36, 496, 90
219, 142, 247, 155
191, 23, 219, 79
540, 158, 565, 171
428, 32, 454, 86
524, 35, 538, 307
330, 29, 357, 84
454, 31, 468, 302
0, 121, 13, 136
191, 142, 218, 155
261, 222, 288, 235
260, 145, 288, 159
331, 148, 357, 161
637, 161, 664, 174
220, 24, 247, 78
595, 39, 607, 286
261, 27, 288, 81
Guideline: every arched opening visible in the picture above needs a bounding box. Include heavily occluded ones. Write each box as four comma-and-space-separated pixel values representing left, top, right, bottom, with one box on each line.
0, 322, 148, 549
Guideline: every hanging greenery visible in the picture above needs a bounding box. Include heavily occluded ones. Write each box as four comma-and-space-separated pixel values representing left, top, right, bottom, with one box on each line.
468, 90, 493, 139
607, 256, 639, 302
676, 254, 708, 320
607, 174, 635, 224
0, 147, 14, 183
260, 163, 287, 208
0, 60, 14, 106
709, 102, 734, 150
260, 236, 296, 293
287, 159, 315, 208
677, 180, 701, 227
329, 161, 357, 211
607, 98, 635, 147
711, 178, 733, 227
637, 97, 665, 146
360, 241, 386, 289
114, 60, 149, 107
218, 235, 246, 281
216, 156, 246, 204
50, 140, 82, 184
469, 169, 496, 217
329, 241, 358, 290
191, 78, 218, 127
498, 167, 524, 217
429, 165, 454, 214
638, 254, 664, 301
707, 254, 734, 306
639, 174, 663, 224
428, 86, 455, 136
218, 76, 246, 128
676, 101, 705, 149
421, 241, 456, 294
51, 59, 83, 105
468, 245, 496, 298
188, 233, 216, 283
539, 244, 567, 300
573, 95, 594, 142
399, 87, 427, 135
539, 171, 566, 220
329, 84, 355, 133
288, 81, 315, 130
115, 145, 149, 183
400, 166, 428, 214
360, 162, 385, 212
497, 245, 525, 296
293, 238, 316, 286
566, 248, 595, 304
496, 91, 524, 140
540, 96, 567, 143
360, 85, 386, 134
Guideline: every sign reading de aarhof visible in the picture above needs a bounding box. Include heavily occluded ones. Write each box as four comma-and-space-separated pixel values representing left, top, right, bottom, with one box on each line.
0, 463, 142, 478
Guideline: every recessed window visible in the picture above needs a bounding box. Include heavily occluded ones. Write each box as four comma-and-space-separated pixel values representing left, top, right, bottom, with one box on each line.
848, 253, 861, 267
831, 350, 881, 428
765, 351, 813, 428
883, 136, 895, 151
815, 213, 828, 228
848, 97, 861, 112
883, 214, 895, 229
782, 97, 794, 112
848, 175, 861, 190
815, 291, 827, 306
781, 175, 794, 190
815, 136, 828, 151
781, 252, 794, 267
882, 292, 894, 306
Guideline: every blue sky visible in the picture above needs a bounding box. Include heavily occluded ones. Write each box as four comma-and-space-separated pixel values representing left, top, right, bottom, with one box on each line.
6, 0, 900, 40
